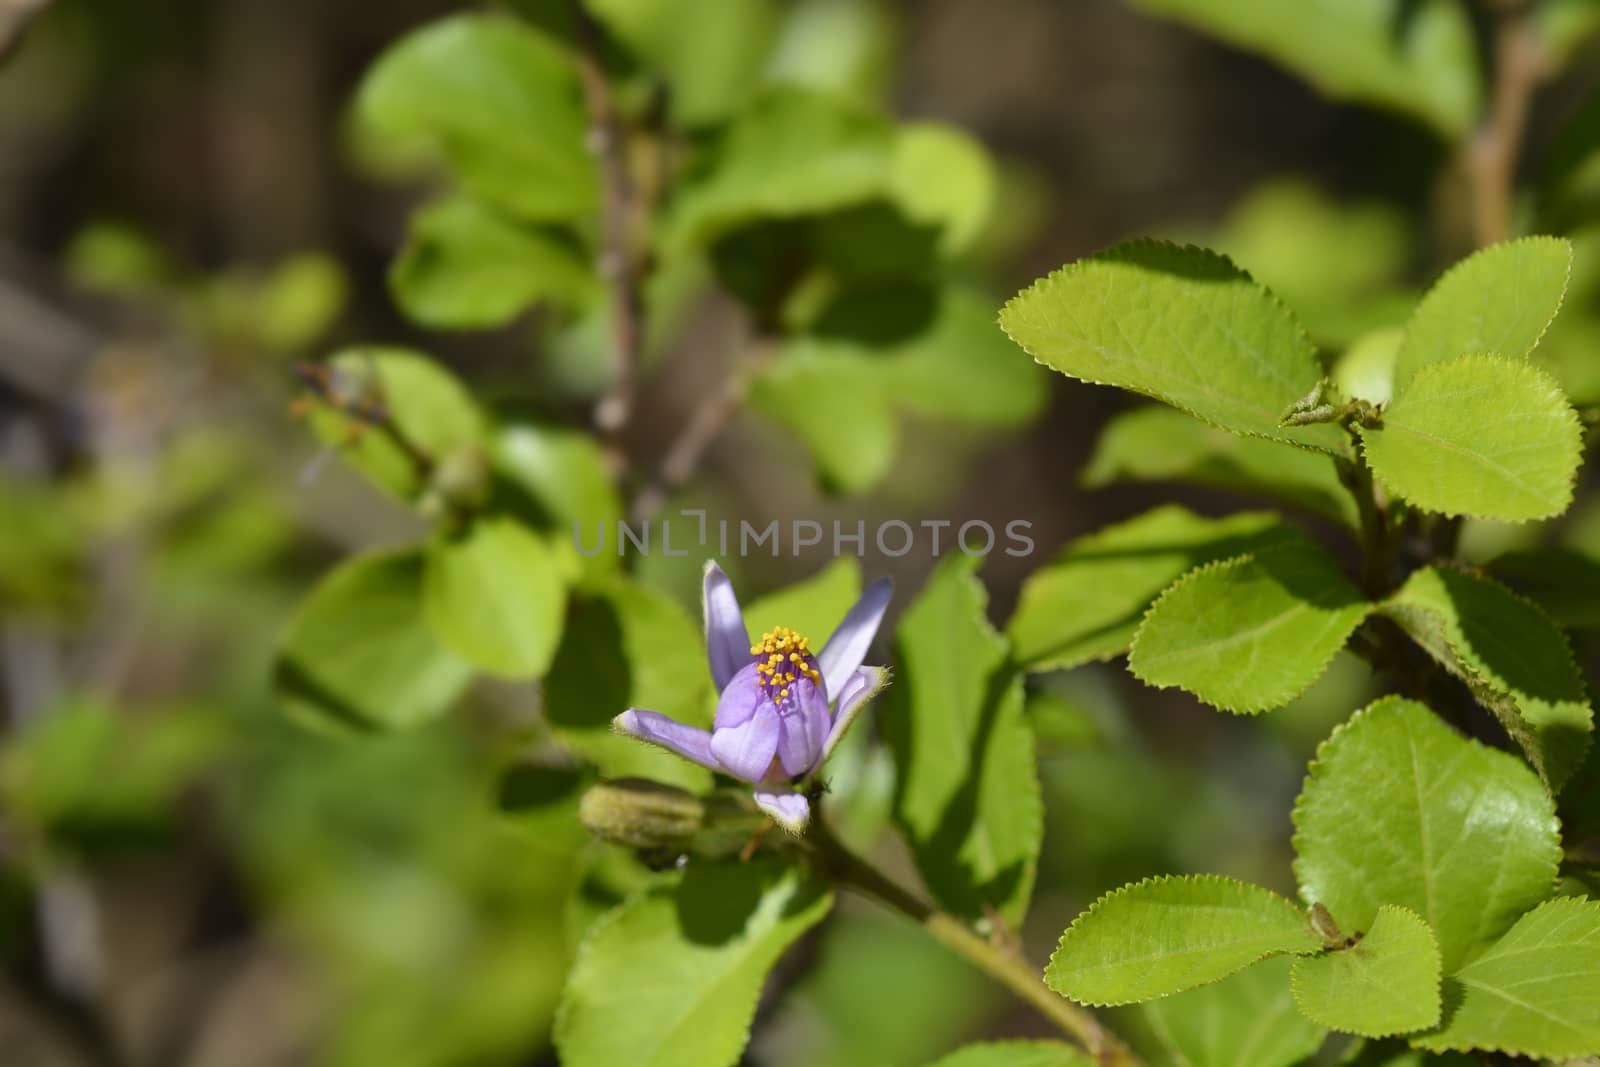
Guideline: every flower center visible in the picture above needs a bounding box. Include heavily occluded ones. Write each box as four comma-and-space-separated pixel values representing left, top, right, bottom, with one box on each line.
749, 626, 822, 705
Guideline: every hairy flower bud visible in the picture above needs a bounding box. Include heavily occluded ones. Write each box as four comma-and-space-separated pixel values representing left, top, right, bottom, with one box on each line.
579, 778, 705, 849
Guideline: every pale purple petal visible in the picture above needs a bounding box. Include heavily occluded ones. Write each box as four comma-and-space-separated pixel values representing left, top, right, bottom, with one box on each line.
703, 561, 752, 691
817, 577, 892, 697
612, 709, 718, 772
775, 678, 830, 778
714, 662, 765, 730
753, 788, 811, 833
709, 703, 780, 783
820, 665, 890, 767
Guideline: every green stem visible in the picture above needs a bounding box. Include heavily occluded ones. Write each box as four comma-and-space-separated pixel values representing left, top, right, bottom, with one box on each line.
1335, 448, 1393, 599
805, 812, 1143, 1066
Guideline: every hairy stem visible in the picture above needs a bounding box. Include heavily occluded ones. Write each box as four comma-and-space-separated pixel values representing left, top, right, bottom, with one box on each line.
805, 812, 1143, 1066
572, 1, 646, 459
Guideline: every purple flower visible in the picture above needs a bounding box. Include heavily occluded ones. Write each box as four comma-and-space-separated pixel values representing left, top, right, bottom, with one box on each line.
613, 562, 892, 833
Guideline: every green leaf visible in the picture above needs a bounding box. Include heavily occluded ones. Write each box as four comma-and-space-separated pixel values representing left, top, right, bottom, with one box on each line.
1141, 955, 1327, 1067
1381, 565, 1593, 791
749, 347, 896, 494
390, 197, 595, 329
1007, 506, 1300, 672
2, 699, 223, 839
1084, 406, 1355, 525
492, 423, 623, 581
1128, 0, 1479, 137
882, 554, 1041, 927
588, 0, 782, 127
1291, 697, 1561, 973
920, 1041, 1093, 1067
870, 286, 1048, 425
1489, 547, 1600, 629
741, 556, 862, 642
889, 123, 996, 257
1357, 355, 1582, 522
1529, 228, 1600, 406
305, 347, 488, 502
1391, 237, 1572, 391
1129, 539, 1371, 714
1046, 875, 1321, 1006
274, 549, 474, 731
1290, 905, 1442, 1037
1412, 897, 1600, 1060
999, 241, 1342, 453
1201, 179, 1414, 346
760, 284, 1048, 486
423, 517, 567, 678
1331, 327, 1404, 407
555, 861, 833, 1067
667, 87, 894, 248
544, 575, 713, 791
355, 14, 596, 221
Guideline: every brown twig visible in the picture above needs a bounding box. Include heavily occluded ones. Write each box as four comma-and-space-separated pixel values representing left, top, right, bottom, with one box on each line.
571, 1, 646, 461
804, 808, 1144, 1066
1465, 0, 1545, 248
631, 341, 775, 522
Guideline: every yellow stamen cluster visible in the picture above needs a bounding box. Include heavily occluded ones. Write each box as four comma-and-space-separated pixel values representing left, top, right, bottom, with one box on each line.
749, 626, 821, 701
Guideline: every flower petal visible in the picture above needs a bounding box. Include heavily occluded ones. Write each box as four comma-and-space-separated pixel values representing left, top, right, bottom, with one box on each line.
817, 576, 892, 697
820, 665, 890, 768
612, 709, 719, 772
714, 662, 765, 730
703, 561, 752, 691
709, 703, 780, 783
752, 788, 810, 834
776, 679, 830, 778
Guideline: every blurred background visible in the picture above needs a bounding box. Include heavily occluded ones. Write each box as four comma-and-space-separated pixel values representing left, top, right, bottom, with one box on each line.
1, 1, 1596, 1065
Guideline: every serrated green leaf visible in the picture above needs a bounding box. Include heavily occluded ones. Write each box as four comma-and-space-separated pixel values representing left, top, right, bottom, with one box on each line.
920, 1041, 1093, 1067
999, 241, 1343, 453
1046, 875, 1321, 1005
1531, 228, 1600, 406
1007, 506, 1300, 672
305, 347, 487, 502
1290, 905, 1442, 1037
544, 575, 713, 791
1412, 897, 1600, 1059
274, 549, 474, 732
1357, 355, 1583, 522
1141, 955, 1327, 1067
1489, 547, 1600, 629
355, 14, 595, 221
1292, 697, 1561, 973
1129, 539, 1371, 714
390, 197, 595, 329
882, 554, 1041, 926
554, 860, 833, 1067
1128, 0, 1479, 137
1381, 565, 1593, 791
423, 517, 567, 678
1084, 406, 1355, 525
1391, 237, 1572, 391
